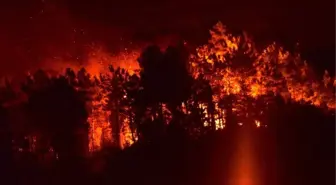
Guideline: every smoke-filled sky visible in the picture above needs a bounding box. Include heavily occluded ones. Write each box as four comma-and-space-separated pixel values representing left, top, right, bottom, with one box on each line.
0, 0, 334, 77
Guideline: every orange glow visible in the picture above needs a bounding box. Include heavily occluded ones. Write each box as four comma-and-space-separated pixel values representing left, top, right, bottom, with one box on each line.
255, 120, 261, 128
85, 47, 140, 76
87, 22, 334, 151
36, 21, 334, 152
191, 21, 335, 120
87, 82, 112, 151
120, 117, 138, 149
229, 128, 259, 185
76, 46, 140, 151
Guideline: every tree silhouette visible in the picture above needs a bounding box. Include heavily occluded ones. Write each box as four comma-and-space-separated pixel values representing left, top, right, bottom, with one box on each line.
0, 103, 11, 165
136, 44, 193, 140
24, 71, 88, 160
138, 45, 164, 105
190, 74, 216, 131
163, 45, 193, 107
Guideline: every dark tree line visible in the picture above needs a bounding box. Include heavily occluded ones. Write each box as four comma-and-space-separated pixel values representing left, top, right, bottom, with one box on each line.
0, 44, 214, 162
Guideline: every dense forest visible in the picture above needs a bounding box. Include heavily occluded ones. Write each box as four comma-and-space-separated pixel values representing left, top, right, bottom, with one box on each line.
0, 22, 334, 185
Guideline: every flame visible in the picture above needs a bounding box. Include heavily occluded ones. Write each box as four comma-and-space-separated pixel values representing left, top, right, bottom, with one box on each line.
85, 46, 140, 76
120, 117, 138, 149
74, 46, 140, 151
29, 21, 334, 152
191, 22, 335, 120
88, 86, 111, 151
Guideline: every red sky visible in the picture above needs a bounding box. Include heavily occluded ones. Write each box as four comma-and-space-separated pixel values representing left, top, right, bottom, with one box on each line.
0, 0, 334, 76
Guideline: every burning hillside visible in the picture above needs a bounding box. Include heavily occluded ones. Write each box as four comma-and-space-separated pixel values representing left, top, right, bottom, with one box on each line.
0, 22, 335, 155
86, 22, 335, 151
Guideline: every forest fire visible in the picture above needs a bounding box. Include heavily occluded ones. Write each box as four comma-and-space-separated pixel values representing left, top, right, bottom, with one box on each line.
81, 22, 335, 152
1, 22, 335, 155
1, 0, 334, 183
77, 47, 140, 151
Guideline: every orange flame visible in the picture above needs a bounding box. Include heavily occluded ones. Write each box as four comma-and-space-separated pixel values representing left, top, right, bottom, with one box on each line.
55, 22, 334, 152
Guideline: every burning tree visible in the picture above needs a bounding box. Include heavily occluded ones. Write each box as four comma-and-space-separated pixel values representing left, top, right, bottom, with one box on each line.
82, 21, 335, 151
100, 66, 138, 148
189, 21, 335, 129
1, 21, 334, 156
87, 77, 111, 151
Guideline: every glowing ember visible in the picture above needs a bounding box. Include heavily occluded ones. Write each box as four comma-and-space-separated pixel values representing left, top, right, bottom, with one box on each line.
85, 47, 140, 76
254, 120, 261, 128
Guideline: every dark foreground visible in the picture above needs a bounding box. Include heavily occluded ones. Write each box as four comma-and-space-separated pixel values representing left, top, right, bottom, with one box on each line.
1, 109, 334, 185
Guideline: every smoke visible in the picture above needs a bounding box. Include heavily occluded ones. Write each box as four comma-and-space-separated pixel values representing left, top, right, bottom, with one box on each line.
0, 0, 333, 80
0, 0, 184, 82
0, 1, 123, 79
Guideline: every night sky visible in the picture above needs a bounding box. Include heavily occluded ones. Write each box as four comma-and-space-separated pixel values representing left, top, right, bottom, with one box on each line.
0, 0, 334, 76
